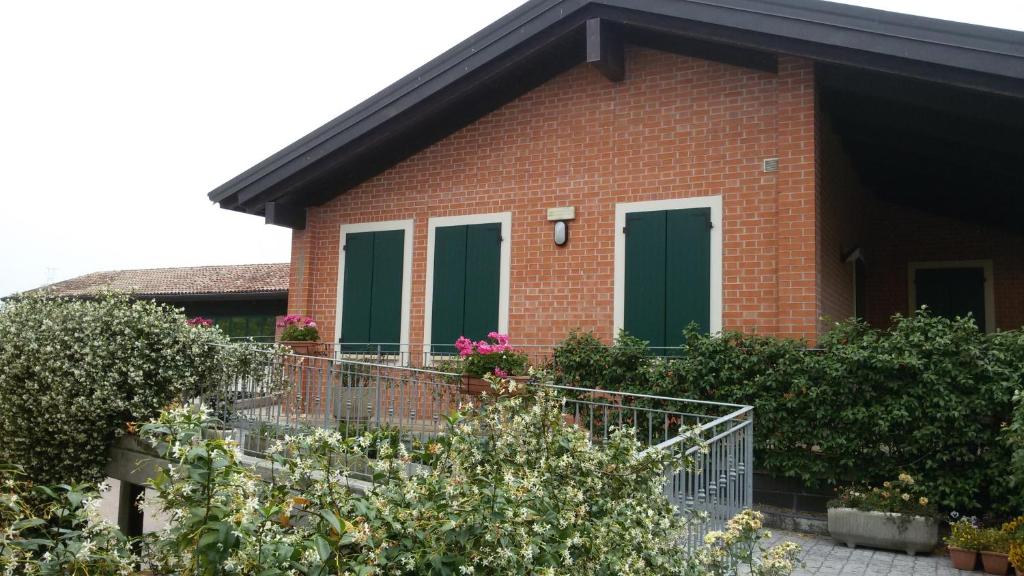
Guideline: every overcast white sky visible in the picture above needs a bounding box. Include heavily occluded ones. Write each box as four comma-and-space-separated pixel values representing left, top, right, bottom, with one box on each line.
1, 1, 1022, 297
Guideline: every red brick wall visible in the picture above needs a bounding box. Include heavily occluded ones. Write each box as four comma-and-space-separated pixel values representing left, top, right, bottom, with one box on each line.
863, 200, 1024, 330
289, 48, 818, 348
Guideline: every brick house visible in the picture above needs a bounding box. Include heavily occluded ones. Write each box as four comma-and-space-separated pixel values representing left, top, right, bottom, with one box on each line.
209, 0, 1024, 356
27, 264, 289, 339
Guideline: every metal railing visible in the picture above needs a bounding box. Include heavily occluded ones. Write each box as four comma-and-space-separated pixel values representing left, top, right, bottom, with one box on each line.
208, 347, 752, 548
280, 340, 686, 369
647, 405, 754, 547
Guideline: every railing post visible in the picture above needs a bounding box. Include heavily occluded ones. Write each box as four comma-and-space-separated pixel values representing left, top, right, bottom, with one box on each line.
745, 416, 754, 509
374, 361, 382, 429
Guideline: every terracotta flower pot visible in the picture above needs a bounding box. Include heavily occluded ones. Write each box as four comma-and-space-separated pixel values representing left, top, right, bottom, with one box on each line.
948, 547, 979, 571
981, 551, 1010, 575
281, 341, 329, 357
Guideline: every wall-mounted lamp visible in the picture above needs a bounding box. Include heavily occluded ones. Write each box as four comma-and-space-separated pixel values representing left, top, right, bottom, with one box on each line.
554, 221, 568, 246
547, 206, 575, 247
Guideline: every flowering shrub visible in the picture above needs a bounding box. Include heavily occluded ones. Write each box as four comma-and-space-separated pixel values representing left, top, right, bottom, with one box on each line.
0, 293, 275, 485
1002, 515, 1024, 570
455, 332, 529, 378
692, 509, 802, 576
946, 515, 986, 550
979, 527, 1011, 554
831, 471, 937, 516
829, 473, 936, 517
0, 464, 135, 574
278, 314, 320, 341
137, 380, 801, 576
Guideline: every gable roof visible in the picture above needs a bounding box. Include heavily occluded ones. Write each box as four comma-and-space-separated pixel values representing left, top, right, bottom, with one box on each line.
29, 263, 289, 300
208, 0, 1024, 226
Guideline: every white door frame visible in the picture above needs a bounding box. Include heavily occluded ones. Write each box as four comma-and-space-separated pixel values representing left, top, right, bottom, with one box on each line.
907, 259, 995, 332
334, 219, 415, 354
613, 195, 723, 338
423, 212, 512, 354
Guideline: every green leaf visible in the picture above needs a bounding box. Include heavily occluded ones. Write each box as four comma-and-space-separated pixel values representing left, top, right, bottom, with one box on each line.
318, 509, 342, 534
314, 535, 332, 561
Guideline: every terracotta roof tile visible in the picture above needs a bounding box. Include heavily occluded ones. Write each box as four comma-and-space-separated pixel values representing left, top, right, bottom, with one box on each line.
33, 263, 289, 298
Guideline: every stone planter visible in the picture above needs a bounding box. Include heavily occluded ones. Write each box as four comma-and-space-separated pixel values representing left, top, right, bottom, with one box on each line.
242, 432, 273, 456
948, 547, 979, 571
202, 426, 233, 441
332, 384, 377, 424
827, 507, 938, 556
981, 551, 1010, 575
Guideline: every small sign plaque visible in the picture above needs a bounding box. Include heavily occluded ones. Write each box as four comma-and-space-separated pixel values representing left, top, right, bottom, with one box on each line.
546, 206, 576, 221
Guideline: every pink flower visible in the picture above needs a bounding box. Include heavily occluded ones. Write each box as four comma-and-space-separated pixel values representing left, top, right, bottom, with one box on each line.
455, 336, 474, 356
475, 341, 494, 354
493, 367, 509, 378
187, 317, 213, 327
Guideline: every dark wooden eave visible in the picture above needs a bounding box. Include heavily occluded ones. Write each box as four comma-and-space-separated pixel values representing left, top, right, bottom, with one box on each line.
207, 0, 1024, 228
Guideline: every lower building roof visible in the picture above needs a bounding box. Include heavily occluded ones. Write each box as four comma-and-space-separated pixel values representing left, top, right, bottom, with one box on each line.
27, 263, 289, 300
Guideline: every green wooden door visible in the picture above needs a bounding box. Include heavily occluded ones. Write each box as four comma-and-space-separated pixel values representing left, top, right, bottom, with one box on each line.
340, 230, 405, 352
624, 207, 711, 349
914, 267, 987, 331
431, 223, 501, 354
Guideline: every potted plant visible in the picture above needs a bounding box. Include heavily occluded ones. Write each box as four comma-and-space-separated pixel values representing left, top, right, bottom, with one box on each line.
979, 528, 1012, 575
277, 315, 327, 356
946, 515, 984, 570
1003, 515, 1024, 573
827, 473, 939, 556
455, 333, 529, 396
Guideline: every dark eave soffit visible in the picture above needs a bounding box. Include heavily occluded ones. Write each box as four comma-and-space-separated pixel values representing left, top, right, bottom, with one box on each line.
207, 0, 1024, 228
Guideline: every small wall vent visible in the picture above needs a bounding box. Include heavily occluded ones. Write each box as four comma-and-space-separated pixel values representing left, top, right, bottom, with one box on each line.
763, 158, 780, 172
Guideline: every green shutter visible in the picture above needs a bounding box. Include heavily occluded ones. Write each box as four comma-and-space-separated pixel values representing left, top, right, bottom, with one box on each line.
431, 223, 502, 354
340, 230, 405, 352
369, 230, 404, 351
463, 223, 501, 343
665, 208, 711, 346
624, 208, 711, 351
340, 232, 375, 347
624, 211, 667, 348
431, 226, 468, 354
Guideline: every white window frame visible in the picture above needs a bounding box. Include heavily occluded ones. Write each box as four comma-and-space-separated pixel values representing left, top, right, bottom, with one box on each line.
613, 196, 723, 338
423, 212, 512, 355
334, 219, 415, 354
907, 259, 995, 332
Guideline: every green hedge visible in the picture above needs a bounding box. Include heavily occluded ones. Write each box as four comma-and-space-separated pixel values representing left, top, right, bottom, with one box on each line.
0, 293, 270, 485
552, 312, 1024, 514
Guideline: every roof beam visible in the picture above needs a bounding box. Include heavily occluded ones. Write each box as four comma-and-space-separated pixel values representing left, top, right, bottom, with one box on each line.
586, 18, 624, 82
264, 202, 306, 230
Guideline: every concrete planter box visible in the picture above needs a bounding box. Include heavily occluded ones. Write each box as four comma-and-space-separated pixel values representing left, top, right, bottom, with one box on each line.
332, 385, 377, 423
828, 507, 938, 556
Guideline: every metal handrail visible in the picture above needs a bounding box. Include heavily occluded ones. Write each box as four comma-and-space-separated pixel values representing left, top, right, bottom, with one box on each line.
209, 346, 754, 548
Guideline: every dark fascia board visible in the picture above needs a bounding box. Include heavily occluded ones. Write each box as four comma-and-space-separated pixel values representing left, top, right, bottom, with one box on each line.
208, 0, 1024, 216
5, 290, 288, 303
137, 291, 288, 303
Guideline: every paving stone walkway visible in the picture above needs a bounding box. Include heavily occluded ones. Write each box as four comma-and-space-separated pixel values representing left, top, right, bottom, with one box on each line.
765, 530, 973, 576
